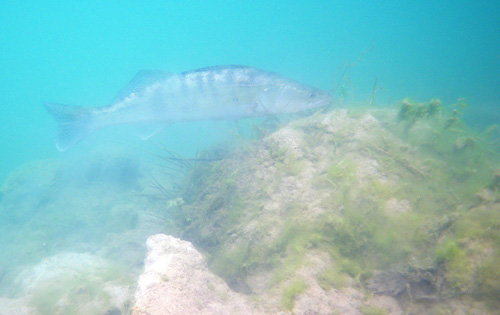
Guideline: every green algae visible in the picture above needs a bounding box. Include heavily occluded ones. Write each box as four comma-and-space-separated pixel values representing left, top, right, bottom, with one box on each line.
435, 240, 463, 264
210, 241, 254, 285
361, 305, 387, 315
170, 104, 500, 312
281, 279, 308, 310
327, 158, 357, 182
271, 222, 314, 283
318, 264, 348, 289
476, 253, 500, 304
29, 262, 132, 315
30, 274, 110, 315
437, 204, 500, 306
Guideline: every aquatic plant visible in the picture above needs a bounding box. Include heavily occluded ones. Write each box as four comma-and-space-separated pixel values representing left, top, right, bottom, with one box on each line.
28, 261, 132, 315
395, 97, 471, 135
435, 240, 463, 265
361, 305, 387, 315
442, 203, 500, 306
167, 105, 500, 313
281, 279, 308, 310
317, 264, 348, 289
476, 254, 500, 304
397, 98, 427, 128
443, 109, 461, 130
427, 98, 442, 118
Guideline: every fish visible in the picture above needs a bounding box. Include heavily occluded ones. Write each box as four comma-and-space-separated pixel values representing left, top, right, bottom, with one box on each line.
44, 65, 332, 151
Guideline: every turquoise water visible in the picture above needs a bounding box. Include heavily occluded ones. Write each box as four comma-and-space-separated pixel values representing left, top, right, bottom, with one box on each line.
0, 1, 499, 313
1, 1, 499, 180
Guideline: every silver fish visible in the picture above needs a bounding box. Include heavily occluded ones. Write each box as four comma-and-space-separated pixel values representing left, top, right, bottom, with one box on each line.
45, 65, 332, 151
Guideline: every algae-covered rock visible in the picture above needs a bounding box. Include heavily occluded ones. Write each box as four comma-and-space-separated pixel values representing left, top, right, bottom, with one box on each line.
0, 147, 179, 314
366, 271, 408, 297
171, 106, 499, 314
0, 298, 33, 315
14, 252, 133, 315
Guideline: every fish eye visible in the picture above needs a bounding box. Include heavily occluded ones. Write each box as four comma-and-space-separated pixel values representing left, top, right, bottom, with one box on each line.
308, 92, 316, 98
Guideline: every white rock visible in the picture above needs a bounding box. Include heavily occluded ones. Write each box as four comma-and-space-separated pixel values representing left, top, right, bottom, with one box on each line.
0, 298, 32, 315
132, 234, 262, 315
14, 252, 132, 314
15, 252, 107, 294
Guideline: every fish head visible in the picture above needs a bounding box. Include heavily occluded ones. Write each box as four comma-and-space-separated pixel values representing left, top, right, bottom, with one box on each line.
260, 81, 332, 114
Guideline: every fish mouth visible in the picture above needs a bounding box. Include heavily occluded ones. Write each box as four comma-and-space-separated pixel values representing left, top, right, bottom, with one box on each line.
311, 96, 333, 107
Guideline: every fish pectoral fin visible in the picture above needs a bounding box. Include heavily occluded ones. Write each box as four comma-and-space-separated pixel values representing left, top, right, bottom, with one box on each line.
135, 124, 167, 140
255, 95, 275, 115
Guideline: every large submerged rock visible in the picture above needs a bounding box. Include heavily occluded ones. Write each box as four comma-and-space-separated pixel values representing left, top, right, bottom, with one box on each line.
3, 105, 496, 314
0, 298, 33, 315
13, 252, 133, 315
132, 234, 262, 315
169, 107, 499, 314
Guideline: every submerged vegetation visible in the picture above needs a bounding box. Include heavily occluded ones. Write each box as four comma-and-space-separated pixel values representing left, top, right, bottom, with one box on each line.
1, 97, 500, 313
164, 99, 500, 313
281, 279, 308, 310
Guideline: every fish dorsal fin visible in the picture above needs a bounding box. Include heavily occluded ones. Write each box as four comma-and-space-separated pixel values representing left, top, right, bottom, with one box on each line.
112, 70, 171, 104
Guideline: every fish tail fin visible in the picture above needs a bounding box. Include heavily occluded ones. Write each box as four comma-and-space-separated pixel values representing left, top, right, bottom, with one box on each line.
43, 103, 95, 151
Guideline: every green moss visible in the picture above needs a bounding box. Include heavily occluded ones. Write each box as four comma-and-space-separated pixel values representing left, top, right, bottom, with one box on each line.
427, 98, 442, 118
340, 258, 362, 278
272, 257, 303, 284
318, 264, 347, 289
281, 279, 308, 310
365, 178, 397, 202
429, 305, 453, 315
211, 242, 252, 281
266, 202, 408, 284
268, 144, 305, 176
275, 155, 306, 176
432, 204, 500, 300
28, 264, 130, 315
476, 253, 500, 307
271, 223, 313, 283
327, 159, 357, 184
397, 98, 441, 130
435, 239, 471, 292
361, 305, 387, 315
176, 105, 500, 309
455, 206, 500, 242
435, 240, 463, 264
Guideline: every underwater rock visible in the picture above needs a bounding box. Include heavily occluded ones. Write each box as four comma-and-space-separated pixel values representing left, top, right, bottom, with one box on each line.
15, 253, 108, 292
132, 234, 263, 315
476, 188, 497, 204
135, 107, 499, 314
366, 267, 441, 303
384, 198, 412, 216
14, 252, 133, 314
0, 298, 32, 315
490, 169, 500, 191
289, 253, 365, 315
364, 295, 404, 315
366, 271, 408, 296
